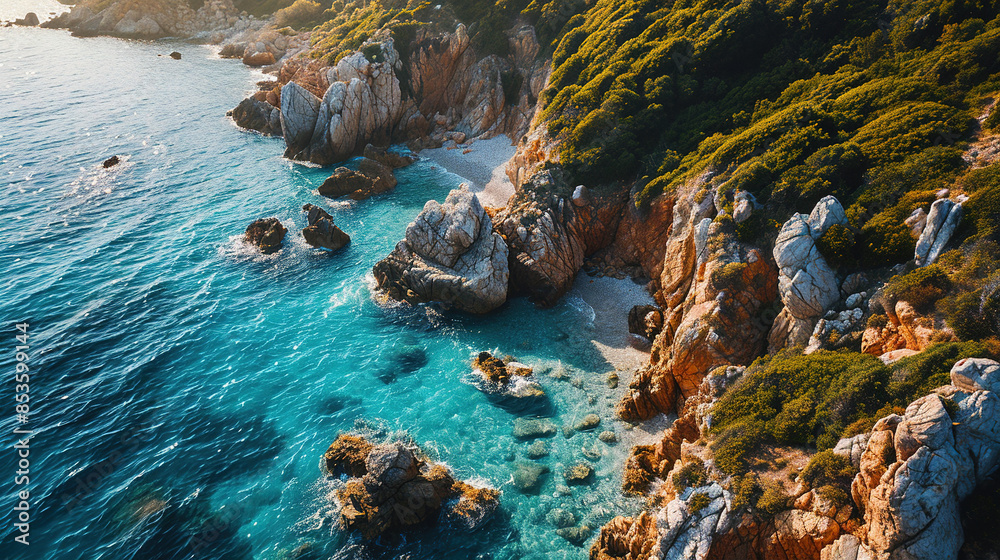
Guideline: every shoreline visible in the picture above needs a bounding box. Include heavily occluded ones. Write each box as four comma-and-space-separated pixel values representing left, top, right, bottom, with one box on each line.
419, 136, 517, 208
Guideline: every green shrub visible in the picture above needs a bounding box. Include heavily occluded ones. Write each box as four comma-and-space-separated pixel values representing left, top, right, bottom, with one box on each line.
883, 265, 952, 312
711, 262, 748, 292
274, 0, 324, 28
730, 473, 761, 511
889, 341, 992, 401
672, 459, 708, 490
688, 491, 712, 513
867, 314, 888, 330
816, 224, 856, 269
756, 480, 789, 516
799, 450, 855, 489
711, 350, 890, 474
816, 484, 851, 507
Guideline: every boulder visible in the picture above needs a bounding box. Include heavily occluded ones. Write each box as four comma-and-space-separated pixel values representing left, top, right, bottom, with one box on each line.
493, 170, 626, 307
915, 198, 963, 266
773, 214, 840, 318
243, 50, 276, 67
14, 12, 39, 26
169, 51, 182, 60
103, 155, 120, 168
318, 167, 379, 200
357, 157, 397, 193
301, 204, 350, 252
905, 207, 928, 238
513, 461, 549, 494
280, 82, 322, 158
244, 217, 286, 254
373, 186, 509, 313
512, 418, 556, 440
281, 40, 404, 165
628, 304, 663, 340
231, 97, 282, 136
563, 463, 594, 485
733, 190, 756, 223
844, 360, 1000, 560
949, 357, 1000, 393
768, 196, 846, 352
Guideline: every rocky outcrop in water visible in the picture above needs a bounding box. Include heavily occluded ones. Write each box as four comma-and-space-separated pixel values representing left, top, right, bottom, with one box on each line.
317, 158, 397, 200
373, 185, 509, 313
231, 21, 548, 166
324, 433, 499, 539
43, 0, 245, 39
230, 97, 282, 136
283, 40, 405, 165
14, 12, 39, 26
244, 217, 286, 254
301, 204, 349, 252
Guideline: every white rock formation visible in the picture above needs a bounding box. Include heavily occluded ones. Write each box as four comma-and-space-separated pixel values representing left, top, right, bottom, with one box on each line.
372, 185, 509, 313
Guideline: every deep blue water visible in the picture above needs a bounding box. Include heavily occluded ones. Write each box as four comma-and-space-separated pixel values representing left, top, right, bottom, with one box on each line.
0, 26, 644, 560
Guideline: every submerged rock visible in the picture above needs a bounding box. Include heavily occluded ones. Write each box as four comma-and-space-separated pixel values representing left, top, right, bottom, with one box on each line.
513, 418, 556, 440
547, 507, 577, 528
574, 414, 601, 432
513, 461, 549, 494
557, 524, 593, 546
373, 186, 509, 313
563, 463, 594, 485
244, 217, 286, 254
526, 440, 550, 459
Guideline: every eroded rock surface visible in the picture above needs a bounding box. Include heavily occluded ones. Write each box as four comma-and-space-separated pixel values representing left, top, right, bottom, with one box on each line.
493, 170, 626, 307
301, 204, 350, 252
768, 196, 846, 352
244, 217, 286, 254
325, 434, 499, 539
373, 185, 508, 313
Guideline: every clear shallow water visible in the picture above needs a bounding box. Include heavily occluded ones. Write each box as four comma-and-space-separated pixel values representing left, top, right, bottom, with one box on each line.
0, 27, 643, 560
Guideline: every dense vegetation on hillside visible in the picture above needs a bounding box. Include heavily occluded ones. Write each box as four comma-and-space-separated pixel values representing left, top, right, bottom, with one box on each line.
709, 341, 996, 475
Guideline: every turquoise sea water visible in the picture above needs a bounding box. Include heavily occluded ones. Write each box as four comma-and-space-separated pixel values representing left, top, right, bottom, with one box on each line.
0, 26, 646, 560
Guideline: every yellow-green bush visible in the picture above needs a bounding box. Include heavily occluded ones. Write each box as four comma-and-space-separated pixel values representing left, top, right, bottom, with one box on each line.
275, 0, 324, 28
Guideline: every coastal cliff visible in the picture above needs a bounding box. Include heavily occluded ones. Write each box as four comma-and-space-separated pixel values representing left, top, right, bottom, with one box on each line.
39, 0, 1000, 557
225, 1, 1000, 556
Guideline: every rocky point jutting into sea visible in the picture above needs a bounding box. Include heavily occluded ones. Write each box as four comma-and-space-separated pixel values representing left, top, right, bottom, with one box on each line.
10, 0, 1000, 559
